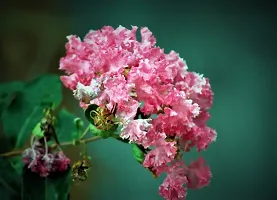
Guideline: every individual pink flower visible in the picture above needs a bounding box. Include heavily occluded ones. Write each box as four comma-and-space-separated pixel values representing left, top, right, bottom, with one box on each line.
186, 157, 211, 189
151, 101, 200, 138
73, 79, 102, 103
115, 98, 140, 121
143, 137, 178, 168
159, 161, 188, 200
190, 126, 217, 151
120, 119, 152, 143
102, 74, 130, 104
175, 72, 213, 109
181, 116, 217, 152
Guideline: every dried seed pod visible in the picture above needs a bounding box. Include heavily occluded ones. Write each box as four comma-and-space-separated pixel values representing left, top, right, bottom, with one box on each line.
72, 158, 91, 182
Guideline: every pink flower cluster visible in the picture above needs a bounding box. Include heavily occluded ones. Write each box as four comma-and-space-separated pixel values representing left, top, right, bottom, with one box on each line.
22, 142, 70, 177
59, 25, 217, 200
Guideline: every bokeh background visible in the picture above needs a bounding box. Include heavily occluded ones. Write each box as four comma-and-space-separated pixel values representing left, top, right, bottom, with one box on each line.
1, 0, 276, 199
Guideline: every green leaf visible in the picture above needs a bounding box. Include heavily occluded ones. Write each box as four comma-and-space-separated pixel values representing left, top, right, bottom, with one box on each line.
84, 104, 99, 125
21, 166, 72, 200
23, 74, 62, 107
55, 109, 84, 143
0, 74, 62, 149
10, 156, 24, 176
0, 81, 24, 114
0, 134, 23, 199
131, 143, 145, 164
0, 157, 22, 199
88, 124, 114, 139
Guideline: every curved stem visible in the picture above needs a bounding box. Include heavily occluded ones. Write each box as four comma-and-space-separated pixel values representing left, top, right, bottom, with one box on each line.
80, 125, 90, 139
30, 134, 36, 148
43, 136, 48, 155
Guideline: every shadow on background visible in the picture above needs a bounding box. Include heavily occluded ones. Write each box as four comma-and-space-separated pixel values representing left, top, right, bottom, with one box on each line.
0, 0, 276, 200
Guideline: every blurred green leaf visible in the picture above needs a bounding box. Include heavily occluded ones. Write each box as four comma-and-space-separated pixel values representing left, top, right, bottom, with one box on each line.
0, 81, 24, 114
23, 74, 62, 107
9, 156, 24, 176
21, 166, 72, 200
55, 109, 84, 143
0, 157, 22, 200
0, 74, 62, 149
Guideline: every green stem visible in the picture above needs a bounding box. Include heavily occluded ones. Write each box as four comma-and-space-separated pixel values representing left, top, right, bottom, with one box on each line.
80, 125, 90, 139
0, 136, 102, 158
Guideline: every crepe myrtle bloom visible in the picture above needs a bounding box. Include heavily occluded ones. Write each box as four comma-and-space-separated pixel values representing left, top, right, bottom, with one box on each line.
59, 25, 217, 200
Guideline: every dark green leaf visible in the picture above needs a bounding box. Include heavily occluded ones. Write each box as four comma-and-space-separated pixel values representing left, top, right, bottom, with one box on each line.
9, 156, 24, 176
0, 134, 23, 199
131, 143, 145, 164
84, 104, 99, 125
0, 157, 22, 199
0, 74, 62, 149
55, 109, 84, 143
0, 81, 24, 114
21, 166, 72, 200
89, 124, 115, 139
23, 74, 62, 108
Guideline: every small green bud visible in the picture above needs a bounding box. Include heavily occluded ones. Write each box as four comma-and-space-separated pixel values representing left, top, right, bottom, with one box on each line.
74, 118, 84, 134
32, 122, 44, 138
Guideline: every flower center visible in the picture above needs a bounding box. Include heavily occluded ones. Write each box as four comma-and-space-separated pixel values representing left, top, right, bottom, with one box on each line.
92, 106, 116, 131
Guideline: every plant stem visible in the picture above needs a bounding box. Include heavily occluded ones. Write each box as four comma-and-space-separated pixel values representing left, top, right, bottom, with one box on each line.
80, 125, 90, 139
0, 136, 102, 158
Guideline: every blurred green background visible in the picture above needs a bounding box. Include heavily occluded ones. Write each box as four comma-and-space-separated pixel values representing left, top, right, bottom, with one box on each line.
1, 0, 275, 200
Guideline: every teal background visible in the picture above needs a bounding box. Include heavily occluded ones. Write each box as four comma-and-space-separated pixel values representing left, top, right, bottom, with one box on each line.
1, 0, 276, 200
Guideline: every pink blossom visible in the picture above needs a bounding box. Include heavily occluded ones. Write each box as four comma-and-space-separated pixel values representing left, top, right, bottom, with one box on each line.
157, 51, 187, 84
134, 79, 165, 114
115, 98, 140, 121
152, 100, 200, 138
158, 157, 211, 199
73, 79, 101, 103
175, 72, 213, 109
59, 25, 217, 200
186, 157, 211, 189
184, 126, 217, 152
128, 59, 156, 82
120, 119, 152, 143
159, 161, 188, 200
102, 74, 130, 104
139, 128, 167, 148
143, 138, 178, 168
